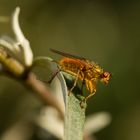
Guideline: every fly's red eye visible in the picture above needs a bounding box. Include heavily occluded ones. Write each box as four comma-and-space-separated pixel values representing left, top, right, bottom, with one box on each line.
103, 72, 109, 78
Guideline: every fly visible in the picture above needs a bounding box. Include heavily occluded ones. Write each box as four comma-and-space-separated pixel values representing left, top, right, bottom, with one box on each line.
50, 48, 111, 103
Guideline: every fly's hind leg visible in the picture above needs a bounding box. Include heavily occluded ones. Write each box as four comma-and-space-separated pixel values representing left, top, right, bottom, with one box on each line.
47, 68, 61, 84
68, 70, 80, 95
80, 77, 85, 96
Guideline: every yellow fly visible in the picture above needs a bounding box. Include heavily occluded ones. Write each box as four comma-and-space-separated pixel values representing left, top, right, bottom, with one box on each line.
50, 48, 111, 102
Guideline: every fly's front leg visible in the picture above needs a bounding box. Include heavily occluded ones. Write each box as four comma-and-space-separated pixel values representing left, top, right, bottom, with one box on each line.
84, 89, 96, 102
68, 70, 80, 95
80, 89, 96, 108
80, 80, 96, 107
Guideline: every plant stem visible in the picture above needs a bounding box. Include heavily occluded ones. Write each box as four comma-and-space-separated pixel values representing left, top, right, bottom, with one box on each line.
25, 72, 64, 120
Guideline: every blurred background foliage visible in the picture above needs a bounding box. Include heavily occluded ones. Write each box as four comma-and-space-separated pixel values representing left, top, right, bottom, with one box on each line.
0, 0, 140, 140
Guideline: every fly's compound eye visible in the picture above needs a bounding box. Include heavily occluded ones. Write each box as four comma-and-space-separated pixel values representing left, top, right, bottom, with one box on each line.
103, 72, 110, 78
101, 71, 111, 84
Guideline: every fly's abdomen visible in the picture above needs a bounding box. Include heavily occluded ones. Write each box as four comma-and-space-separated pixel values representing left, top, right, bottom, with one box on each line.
59, 58, 84, 80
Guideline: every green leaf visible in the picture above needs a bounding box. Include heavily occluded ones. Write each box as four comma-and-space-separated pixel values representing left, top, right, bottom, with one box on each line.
33, 56, 54, 68
64, 93, 86, 140
33, 56, 67, 104
33, 56, 87, 140
63, 73, 87, 140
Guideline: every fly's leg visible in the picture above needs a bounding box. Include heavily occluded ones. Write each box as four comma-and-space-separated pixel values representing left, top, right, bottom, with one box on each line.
80, 80, 96, 107
85, 79, 96, 101
47, 68, 61, 84
79, 67, 86, 95
80, 79, 85, 95
84, 89, 96, 102
68, 70, 80, 95
80, 89, 96, 108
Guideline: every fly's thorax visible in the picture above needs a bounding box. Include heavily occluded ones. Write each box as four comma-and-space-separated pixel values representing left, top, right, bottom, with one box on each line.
91, 64, 103, 78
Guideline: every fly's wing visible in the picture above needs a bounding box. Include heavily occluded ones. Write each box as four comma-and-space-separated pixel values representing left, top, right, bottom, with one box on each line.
50, 48, 98, 70
50, 48, 86, 61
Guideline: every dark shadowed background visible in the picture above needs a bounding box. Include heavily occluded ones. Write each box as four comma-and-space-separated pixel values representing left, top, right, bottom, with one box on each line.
0, 0, 140, 140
